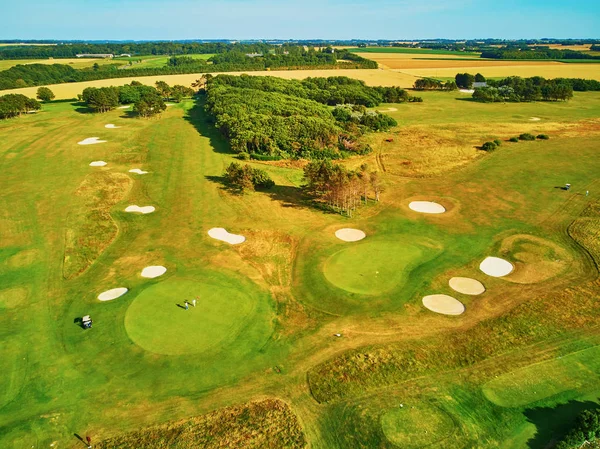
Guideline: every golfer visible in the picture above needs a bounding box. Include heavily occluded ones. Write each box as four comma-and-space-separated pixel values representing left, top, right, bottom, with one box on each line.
192, 298, 197, 307
184, 300, 189, 310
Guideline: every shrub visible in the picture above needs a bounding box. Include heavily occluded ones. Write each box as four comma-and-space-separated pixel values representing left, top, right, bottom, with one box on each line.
509, 137, 519, 142
493, 139, 502, 146
237, 152, 250, 160
537, 134, 550, 140
519, 133, 536, 141
481, 141, 497, 151
36, 86, 55, 102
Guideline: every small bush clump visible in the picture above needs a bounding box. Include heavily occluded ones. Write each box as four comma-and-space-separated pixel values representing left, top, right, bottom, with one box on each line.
509, 137, 519, 142
519, 133, 536, 141
481, 141, 497, 152
493, 139, 502, 146
537, 134, 550, 140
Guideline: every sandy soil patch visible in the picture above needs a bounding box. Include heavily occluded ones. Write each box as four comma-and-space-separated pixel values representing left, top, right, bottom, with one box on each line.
124, 205, 155, 214
208, 227, 246, 245
480, 257, 514, 277
422, 294, 465, 315
409, 201, 446, 214
105, 124, 120, 128
79, 137, 107, 145
335, 228, 367, 242
98, 287, 128, 301
530, 117, 541, 121
89, 161, 107, 167
129, 168, 148, 175
141, 266, 167, 278
117, 105, 131, 109
376, 107, 398, 112
459, 89, 475, 94
449, 277, 485, 295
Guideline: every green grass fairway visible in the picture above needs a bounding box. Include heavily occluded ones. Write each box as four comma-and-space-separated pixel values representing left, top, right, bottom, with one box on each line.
125, 278, 261, 355
381, 403, 455, 447
482, 345, 600, 408
323, 239, 434, 295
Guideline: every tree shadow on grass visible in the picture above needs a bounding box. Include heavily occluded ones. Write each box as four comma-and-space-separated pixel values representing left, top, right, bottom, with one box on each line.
524, 399, 600, 448
71, 101, 94, 114
183, 96, 236, 156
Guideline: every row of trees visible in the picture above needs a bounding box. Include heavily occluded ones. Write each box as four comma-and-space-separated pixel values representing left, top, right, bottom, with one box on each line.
303, 160, 381, 216
205, 75, 401, 159
472, 76, 575, 102
481, 47, 600, 60
0, 93, 40, 119
80, 81, 193, 115
223, 162, 275, 192
413, 78, 457, 91
556, 409, 600, 449
0, 49, 376, 90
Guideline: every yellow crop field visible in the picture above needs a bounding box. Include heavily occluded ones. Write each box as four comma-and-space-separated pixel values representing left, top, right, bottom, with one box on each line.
402, 63, 600, 80
1, 68, 420, 99
0, 57, 116, 71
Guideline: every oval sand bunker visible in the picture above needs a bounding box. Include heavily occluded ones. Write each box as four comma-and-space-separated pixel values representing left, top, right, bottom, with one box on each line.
78, 137, 107, 145
89, 161, 107, 167
335, 228, 366, 242
125, 205, 155, 214
208, 228, 245, 245
129, 168, 148, 175
141, 266, 167, 278
98, 287, 128, 301
105, 124, 120, 129
480, 257, 514, 277
449, 277, 485, 295
409, 201, 446, 214
423, 294, 465, 315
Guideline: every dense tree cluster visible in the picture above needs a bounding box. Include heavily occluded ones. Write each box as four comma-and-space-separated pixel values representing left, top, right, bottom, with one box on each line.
0, 47, 376, 90
205, 75, 402, 159
0, 93, 40, 119
481, 47, 600, 60
223, 162, 275, 192
472, 76, 576, 102
413, 78, 457, 91
556, 409, 600, 449
303, 161, 381, 216
454, 72, 484, 89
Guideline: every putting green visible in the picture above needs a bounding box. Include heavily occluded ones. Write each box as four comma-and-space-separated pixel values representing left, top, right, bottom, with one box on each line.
125, 279, 259, 355
381, 403, 455, 448
323, 240, 430, 295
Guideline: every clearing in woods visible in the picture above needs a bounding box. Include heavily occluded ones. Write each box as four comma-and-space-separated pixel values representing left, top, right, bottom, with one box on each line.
1, 70, 600, 449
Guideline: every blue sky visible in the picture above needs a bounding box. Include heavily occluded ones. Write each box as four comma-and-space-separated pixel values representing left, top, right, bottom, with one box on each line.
2, 0, 599, 40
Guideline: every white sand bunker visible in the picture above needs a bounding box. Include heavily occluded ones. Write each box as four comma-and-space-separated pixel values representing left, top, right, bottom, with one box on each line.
459, 89, 475, 94
208, 227, 246, 245
118, 105, 131, 109
530, 117, 541, 121
89, 161, 107, 167
449, 277, 485, 295
335, 228, 366, 242
125, 205, 155, 214
78, 137, 107, 145
480, 257, 514, 277
129, 168, 148, 175
105, 124, 120, 129
98, 287, 128, 301
423, 294, 465, 315
141, 266, 167, 278
376, 107, 398, 112
409, 201, 446, 214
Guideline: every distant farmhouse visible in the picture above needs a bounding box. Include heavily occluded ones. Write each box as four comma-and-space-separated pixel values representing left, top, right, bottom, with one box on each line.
245, 53, 263, 58
75, 53, 114, 58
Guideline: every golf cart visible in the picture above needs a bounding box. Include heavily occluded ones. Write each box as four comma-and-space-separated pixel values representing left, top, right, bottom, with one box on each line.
82, 315, 93, 329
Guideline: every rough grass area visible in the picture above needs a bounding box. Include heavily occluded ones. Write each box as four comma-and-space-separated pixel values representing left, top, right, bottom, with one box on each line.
570, 200, 600, 266
482, 345, 600, 407
63, 171, 133, 279
96, 399, 306, 449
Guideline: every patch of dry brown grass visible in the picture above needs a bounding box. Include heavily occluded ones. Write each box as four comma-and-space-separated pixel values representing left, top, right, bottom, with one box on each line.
96, 399, 306, 449
63, 171, 133, 279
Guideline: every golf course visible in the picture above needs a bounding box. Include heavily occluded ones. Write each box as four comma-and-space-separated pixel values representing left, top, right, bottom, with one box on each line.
1, 67, 600, 448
